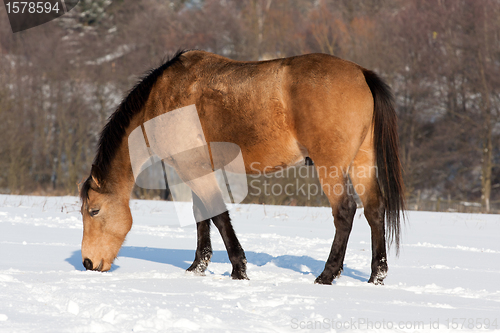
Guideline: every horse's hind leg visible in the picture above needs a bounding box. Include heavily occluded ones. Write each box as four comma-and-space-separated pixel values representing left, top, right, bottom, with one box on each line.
314, 172, 357, 285
212, 211, 248, 280
350, 135, 388, 285
363, 191, 387, 285
187, 192, 213, 275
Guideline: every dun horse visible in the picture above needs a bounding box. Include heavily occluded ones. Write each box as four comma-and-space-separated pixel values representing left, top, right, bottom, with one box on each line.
80, 50, 405, 285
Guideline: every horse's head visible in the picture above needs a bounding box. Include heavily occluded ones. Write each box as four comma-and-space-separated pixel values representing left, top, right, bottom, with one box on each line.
79, 167, 132, 272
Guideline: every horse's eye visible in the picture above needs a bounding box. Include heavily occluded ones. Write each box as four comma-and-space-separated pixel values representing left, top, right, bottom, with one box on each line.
89, 209, 100, 217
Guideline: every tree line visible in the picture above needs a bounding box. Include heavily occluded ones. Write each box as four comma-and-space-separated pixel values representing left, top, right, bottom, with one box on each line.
0, 0, 499, 212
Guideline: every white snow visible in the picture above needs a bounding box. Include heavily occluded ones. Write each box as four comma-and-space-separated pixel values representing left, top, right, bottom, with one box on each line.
0, 194, 499, 332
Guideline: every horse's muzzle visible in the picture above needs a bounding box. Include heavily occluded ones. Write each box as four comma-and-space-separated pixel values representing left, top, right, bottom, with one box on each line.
83, 258, 103, 271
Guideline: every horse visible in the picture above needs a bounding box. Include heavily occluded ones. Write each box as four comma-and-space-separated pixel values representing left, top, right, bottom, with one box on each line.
79, 50, 405, 285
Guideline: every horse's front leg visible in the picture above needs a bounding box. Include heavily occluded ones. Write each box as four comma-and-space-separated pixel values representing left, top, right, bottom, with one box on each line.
187, 193, 213, 275
186, 179, 247, 279
212, 211, 248, 280
186, 219, 212, 274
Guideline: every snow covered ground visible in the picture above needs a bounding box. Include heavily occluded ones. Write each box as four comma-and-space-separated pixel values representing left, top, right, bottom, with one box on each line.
0, 194, 499, 332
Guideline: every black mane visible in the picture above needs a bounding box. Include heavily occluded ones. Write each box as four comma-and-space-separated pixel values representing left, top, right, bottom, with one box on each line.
80, 50, 186, 202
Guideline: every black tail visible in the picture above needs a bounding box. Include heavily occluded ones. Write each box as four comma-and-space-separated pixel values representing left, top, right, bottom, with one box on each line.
363, 70, 405, 254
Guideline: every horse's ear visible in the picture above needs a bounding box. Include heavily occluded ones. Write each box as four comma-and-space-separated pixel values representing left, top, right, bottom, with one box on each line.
90, 164, 103, 188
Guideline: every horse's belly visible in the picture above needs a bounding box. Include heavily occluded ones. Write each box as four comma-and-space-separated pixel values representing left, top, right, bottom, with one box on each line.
242, 136, 308, 174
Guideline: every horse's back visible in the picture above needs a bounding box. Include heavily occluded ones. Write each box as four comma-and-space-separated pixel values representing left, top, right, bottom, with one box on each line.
184, 51, 302, 171
182, 51, 374, 171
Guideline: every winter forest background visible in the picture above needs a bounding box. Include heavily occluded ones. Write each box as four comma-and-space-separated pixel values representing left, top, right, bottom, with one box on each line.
0, 0, 499, 212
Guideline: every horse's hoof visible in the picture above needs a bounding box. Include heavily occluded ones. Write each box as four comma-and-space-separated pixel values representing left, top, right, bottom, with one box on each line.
368, 277, 384, 285
185, 270, 205, 276
186, 262, 209, 275
314, 275, 333, 285
231, 271, 249, 280
368, 268, 387, 285
186, 264, 206, 276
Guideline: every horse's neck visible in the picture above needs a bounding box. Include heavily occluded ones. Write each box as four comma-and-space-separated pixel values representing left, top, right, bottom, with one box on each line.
110, 115, 145, 202
113, 72, 188, 201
